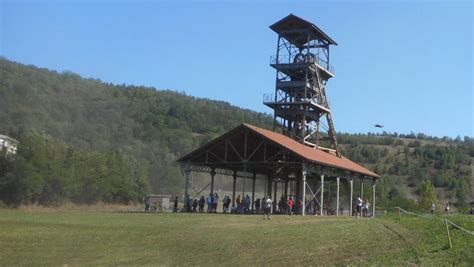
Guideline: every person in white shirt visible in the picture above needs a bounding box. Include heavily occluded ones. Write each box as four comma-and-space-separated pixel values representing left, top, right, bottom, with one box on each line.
263, 195, 272, 220
356, 195, 363, 218
431, 203, 435, 215
445, 201, 450, 215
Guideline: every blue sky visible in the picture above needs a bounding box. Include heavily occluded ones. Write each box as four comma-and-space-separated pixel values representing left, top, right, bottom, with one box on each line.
1, 0, 472, 137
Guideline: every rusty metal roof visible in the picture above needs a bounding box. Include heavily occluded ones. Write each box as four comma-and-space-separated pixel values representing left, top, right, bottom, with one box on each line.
243, 123, 379, 178
179, 123, 379, 179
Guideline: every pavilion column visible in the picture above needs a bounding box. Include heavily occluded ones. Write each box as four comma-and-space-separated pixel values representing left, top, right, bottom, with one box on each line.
295, 177, 301, 214
210, 169, 216, 195
183, 164, 190, 212
232, 172, 237, 208
360, 178, 364, 198
302, 162, 307, 216
267, 175, 273, 198
184, 168, 190, 198
372, 179, 376, 217
320, 174, 324, 216
273, 181, 277, 205
251, 175, 256, 211
349, 179, 353, 216
284, 180, 289, 198
336, 177, 340, 216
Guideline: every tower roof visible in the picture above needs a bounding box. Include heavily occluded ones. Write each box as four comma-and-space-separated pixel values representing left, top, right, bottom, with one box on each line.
270, 13, 337, 46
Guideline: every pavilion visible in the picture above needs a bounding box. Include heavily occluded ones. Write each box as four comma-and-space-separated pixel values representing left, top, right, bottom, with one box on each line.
177, 123, 380, 216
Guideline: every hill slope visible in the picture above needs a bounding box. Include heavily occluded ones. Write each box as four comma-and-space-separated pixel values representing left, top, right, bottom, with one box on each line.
0, 58, 273, 199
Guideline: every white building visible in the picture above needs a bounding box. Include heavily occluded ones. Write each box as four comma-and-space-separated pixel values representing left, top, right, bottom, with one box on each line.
0, 134, 19, 155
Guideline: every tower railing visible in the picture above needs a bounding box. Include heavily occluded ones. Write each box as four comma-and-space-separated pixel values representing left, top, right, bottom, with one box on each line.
270, 55, 335, 75
263, 93, 327, 108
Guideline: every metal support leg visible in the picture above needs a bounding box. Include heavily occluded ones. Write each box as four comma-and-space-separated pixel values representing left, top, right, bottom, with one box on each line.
232, 173, 237, 208
302, 162, 307, 216
252, 177, 256, 211
274, 181, 277, 207
184, 166, 190, 211
349, 179, 353, 216
210, 170, 216, 195
320, 174, 324, 216
184, 170, 190, 198
336, 177, 340, 216
267, 176, 272, 198
372, 179, 376, 217
295, 178, 301, 214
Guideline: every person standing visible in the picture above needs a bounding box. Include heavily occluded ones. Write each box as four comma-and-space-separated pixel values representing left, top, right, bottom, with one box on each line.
445, 201, 450, 215
297, 199, 303, 215
255, 198, 261, 213
244, 195, 251, 213
192, 199, 198, 212
198, 196, 205, 213
364, 199, 370, 217
226, 196, 231, 213
207, 193, 213, 213
184, 193, 190, 212
213, 193, 219, 213
356, 195, 363, 218
145, 196, 151, 213
287, 197, 295, 216
222, 196, 228, 213
263, 195, 273, 220
431, 203, 436, 215
173, 196, 178, 213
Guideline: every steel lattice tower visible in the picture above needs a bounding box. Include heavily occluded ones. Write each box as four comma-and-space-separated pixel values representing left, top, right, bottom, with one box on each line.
264, 14, 341, 157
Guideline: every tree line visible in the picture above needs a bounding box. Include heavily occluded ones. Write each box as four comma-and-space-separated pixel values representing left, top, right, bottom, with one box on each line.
0, 131, 148, 206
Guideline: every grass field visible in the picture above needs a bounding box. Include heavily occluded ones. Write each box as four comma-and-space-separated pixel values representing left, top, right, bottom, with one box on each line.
0, 209, 473, 266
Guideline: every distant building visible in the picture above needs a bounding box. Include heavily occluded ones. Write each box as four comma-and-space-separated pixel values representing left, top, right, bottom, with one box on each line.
146, 194, 172, 211
0, 134, 19, 155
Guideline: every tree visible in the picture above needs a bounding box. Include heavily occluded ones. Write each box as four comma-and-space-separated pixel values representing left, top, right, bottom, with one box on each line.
418, 180, 437, 210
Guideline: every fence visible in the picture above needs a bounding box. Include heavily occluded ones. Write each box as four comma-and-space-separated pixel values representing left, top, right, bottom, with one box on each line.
376, 206, 473, 249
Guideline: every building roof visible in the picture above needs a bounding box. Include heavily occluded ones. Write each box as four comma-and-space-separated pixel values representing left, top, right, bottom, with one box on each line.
179, 123, 379, 179
270, 14, 338, 46
242, 124, 379, 178
0, 134, 19, 144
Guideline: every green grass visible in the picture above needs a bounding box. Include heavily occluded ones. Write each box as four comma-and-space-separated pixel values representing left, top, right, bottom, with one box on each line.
0, 209, 472, 266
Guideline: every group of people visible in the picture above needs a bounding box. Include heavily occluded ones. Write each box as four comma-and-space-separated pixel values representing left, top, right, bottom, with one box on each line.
176, 193, 275, 216
430, 201, 451, 215
235, 194, 252, 213
164, 193, 377, 218
355, 195, 371, 218
180, 193, 234, 213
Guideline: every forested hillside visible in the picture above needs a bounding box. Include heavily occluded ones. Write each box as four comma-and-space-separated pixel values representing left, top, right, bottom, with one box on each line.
0, 58, 272, 205
338, 133, 473, 210
0, 58, 472, 208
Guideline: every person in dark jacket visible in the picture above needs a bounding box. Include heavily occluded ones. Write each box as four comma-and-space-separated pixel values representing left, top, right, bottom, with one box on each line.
192, 199, 198, 212
173, 196, 178, 213
198, 196, 205, 213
